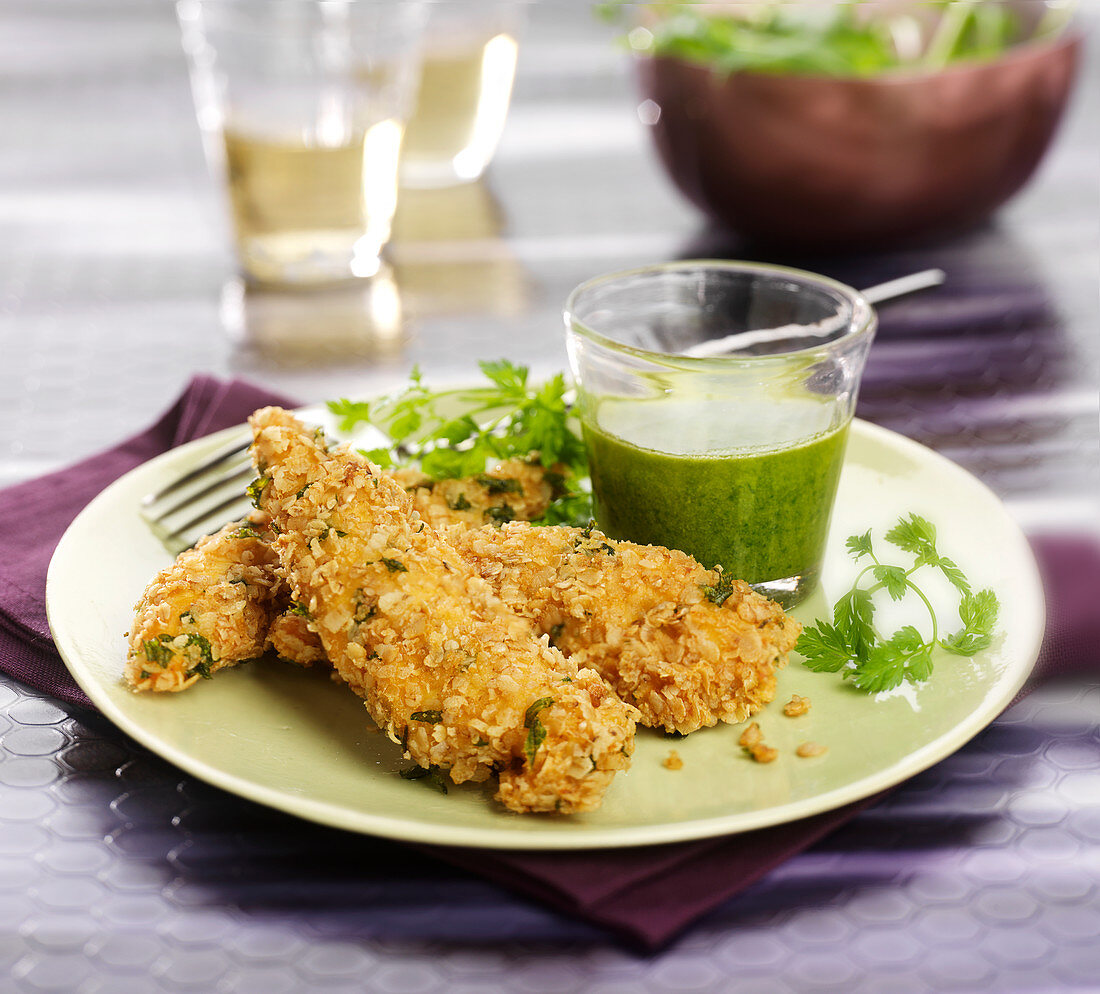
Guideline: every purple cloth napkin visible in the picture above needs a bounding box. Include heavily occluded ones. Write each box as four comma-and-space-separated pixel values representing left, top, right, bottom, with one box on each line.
1, 376, 1096, 949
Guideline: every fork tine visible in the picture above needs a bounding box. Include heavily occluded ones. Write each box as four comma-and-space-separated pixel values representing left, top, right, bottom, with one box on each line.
141, 435, 251, 507
145, 462, 253, 526
160, 490, 254, 549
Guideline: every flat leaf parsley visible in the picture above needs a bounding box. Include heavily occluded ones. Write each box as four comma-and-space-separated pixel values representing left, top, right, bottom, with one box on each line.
798, 513, 1000, 693
327, 360, 592, 527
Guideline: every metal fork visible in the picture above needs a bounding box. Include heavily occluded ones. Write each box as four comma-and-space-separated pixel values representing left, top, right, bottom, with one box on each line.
140, 268, 945, 555
140, 429, 254, 554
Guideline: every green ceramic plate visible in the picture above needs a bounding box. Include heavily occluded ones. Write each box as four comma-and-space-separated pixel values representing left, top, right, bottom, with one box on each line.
47, 416, 1044, 850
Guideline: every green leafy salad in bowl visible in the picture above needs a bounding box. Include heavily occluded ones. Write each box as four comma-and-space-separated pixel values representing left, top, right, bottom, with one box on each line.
607, 0, 1082, 248
605, 0, 1074, 76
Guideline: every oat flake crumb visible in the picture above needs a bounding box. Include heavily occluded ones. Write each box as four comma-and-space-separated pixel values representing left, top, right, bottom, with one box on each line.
748, 744, 778, 763
663, 750, 684, 770
783, 694, 811, 717
796, 741, 827, 758
738, 722, 763, 749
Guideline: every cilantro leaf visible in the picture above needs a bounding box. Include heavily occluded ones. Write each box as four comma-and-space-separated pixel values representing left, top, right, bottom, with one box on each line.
796, 621, 851, 673
936, 556, 971, 595
872, 564, 908, 601
960, 588, 1000, 634
478, 358, 528, 395
324, 361, 589, 527
524, 697, 554, 727
845, 530, 874, 561
941, 588, 999, 656
524, 721, 547, 768
327, 398, 373, 432
362, 447, 395, 469
885, 513, 938, 562
701, 572, 737, 606
833, 587, 875, 661
799, 513, 1000, 694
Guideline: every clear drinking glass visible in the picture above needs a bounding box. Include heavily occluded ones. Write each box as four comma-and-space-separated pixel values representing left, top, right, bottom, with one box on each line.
178, 0, 425, 286
565, 260, 877, 608
399, 0, 523, 189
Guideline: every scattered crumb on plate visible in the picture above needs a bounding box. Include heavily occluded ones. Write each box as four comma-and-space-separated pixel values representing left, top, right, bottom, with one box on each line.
796, 741, 828, 758
663, 749, 684, 770
738, 722, 778, 763
783, 694, 811, 717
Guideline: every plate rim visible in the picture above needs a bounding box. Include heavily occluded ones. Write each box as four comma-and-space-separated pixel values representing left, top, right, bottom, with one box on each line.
46, 416, 1045, 850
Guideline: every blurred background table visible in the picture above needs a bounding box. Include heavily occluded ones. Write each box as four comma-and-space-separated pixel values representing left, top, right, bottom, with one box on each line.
1, 3, 1097, 992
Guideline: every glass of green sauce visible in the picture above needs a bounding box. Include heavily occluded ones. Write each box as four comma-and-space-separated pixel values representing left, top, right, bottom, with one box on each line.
565, 260, 876, 607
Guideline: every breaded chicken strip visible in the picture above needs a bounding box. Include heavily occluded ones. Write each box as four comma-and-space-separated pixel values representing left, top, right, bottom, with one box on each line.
126, 519, 282, 692
128, 458, 560, 677
265, 457, 560, 667
450, 522, 802, 734
249, 407, 636, 814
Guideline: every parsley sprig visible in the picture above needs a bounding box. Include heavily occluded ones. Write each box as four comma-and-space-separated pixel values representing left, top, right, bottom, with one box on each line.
327, 360, 592, 527
798, 514, 1000, 693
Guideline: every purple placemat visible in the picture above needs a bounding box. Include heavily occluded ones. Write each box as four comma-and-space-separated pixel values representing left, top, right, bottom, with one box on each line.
1, 376, 1096, 949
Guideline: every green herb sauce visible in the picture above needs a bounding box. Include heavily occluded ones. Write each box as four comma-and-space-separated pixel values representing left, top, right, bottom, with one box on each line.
583, 405, 849, 587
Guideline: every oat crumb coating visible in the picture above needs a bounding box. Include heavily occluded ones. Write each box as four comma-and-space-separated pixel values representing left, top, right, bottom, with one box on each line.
249, 407, 637, 814
451, 522, 802, 734
390, 458, 559, 531
266, 609, 328, 667
126, 520, 282, 692
267, 458, 560, 666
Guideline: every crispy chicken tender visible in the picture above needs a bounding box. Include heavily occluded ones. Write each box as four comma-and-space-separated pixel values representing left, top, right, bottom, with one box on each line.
390, 458, 560, 531
249, 407, 636, 814
450, 522, 802, 734
265, 458, 559, 667
126, 520, 282, 692
130, 459, 561, 676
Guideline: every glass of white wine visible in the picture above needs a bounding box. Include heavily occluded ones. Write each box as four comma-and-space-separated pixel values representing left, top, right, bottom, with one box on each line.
399, 0, 524, 189
178, 0, 426, 286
